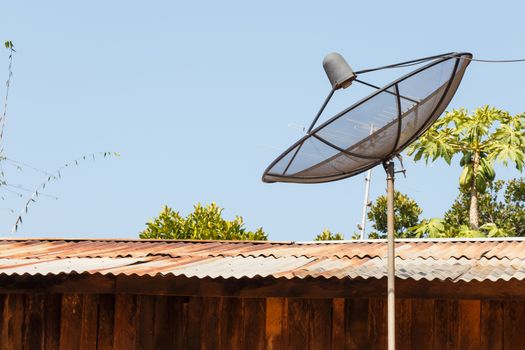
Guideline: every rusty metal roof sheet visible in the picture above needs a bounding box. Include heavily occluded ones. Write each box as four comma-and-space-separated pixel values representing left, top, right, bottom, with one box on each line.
1, 237, 525, 282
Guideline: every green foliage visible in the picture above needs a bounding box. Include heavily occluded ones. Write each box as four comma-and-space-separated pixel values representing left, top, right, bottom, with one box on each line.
139, 203, 268, 241
444, 181, 503, 228
407, 218, 446, 238
314, 229, 344, 241
409, 178, 525, 238
4, 40, 14, 50
454, 225, 486, 238
444, 178, 525, 237
407, 219, 498, 238
410, 220, 513, 239
367, 191, 422, 238
479, 223, 508, 238
407, 106, 525, 228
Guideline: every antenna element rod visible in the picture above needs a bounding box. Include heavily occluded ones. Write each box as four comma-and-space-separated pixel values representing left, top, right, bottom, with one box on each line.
384, 160, 396, 350
307, 88, 336, 134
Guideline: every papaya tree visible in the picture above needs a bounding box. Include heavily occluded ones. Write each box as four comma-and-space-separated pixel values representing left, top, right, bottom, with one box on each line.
407, 106, 525, 229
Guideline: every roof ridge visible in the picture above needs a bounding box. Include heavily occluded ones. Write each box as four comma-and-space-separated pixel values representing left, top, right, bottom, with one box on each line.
298, 237, 525, 243
2, 237, 525, 244
0, 237, 295, 244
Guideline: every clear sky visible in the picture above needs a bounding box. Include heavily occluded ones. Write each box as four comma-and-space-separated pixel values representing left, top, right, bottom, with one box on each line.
1, 1, 524, 240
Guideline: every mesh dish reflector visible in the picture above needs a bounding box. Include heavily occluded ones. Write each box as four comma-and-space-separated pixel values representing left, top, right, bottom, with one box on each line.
262, 53, 472, 184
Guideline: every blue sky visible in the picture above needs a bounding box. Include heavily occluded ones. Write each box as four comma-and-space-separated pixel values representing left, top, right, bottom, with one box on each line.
1, 1, 524, 240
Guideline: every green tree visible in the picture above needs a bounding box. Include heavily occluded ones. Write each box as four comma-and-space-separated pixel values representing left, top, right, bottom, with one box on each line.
407, 106, 525, 229
314, 229, 344, 241
367, 191, 422, 238
409, 178, 525, 238
140, 202, 268, 240
444, 178, 525, 236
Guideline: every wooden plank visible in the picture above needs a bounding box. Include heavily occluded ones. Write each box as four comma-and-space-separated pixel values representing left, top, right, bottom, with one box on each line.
286, 298, 309, 350
97, 294, 115, 350
42, 294, 61, 350
368, 298, 386, 350
331, 298, 345, 350
59, 294, 83, 350
0, 274, 115, 294
395, 299, 411, 350
3, 294, 25, 350
136, 295, 155, 350
115, 275, 391, 298
148, 296, 175, 349
200, 297, 221, 350
0, 294, 6, 350
266, 297, 286, 350
219, 297, 244, 349
113, 294, 139, 350
22, 294, 45, 350
503, 300, 525, 350
308, 299, 332, 350
265, 298, 283, 350
434, 299, 459, 350
173, 297, 187, 350
80, 294, 99, 350
480, 300, 503, 350
13, 295, 26, 350
152, 296, 169, 348
411, 299, 434, 349
5, 273, 525, 300
185, 297, 202, 350
458, 300, 481, 350
243, 298, 266, 350
345, 298, 369, 350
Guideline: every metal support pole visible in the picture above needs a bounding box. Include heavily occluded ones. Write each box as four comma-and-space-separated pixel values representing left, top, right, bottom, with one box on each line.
359, 124, 375, 240
359, 168, 372, 240
384, 160, 396, 350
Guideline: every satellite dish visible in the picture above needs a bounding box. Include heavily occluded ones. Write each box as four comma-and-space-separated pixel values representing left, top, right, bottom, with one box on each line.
262, 52, 471, 184
261, 52, 472, 350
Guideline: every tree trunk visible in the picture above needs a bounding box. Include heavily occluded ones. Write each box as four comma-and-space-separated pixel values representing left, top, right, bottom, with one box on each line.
469, 152, 480, 229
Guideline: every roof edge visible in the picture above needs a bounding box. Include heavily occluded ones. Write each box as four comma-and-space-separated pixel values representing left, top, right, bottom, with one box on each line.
1, 236, 525, 244
298, 237, 525, 243
0, 237, 295, 244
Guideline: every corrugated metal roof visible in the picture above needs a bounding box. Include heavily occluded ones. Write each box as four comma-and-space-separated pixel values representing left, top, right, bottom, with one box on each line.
1, 237, 525, 282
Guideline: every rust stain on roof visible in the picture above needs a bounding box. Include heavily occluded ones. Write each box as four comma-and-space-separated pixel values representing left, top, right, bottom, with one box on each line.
1, 237, 524, 282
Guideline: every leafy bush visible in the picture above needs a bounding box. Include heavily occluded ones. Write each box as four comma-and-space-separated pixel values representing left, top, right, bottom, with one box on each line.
314, 229, 344, 241
367, 191, 422, 238
140, 203, 267, 240
444, 178, 525, 236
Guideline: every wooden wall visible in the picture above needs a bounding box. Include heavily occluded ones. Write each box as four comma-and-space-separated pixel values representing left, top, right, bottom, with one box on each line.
1, 294, 525, 349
